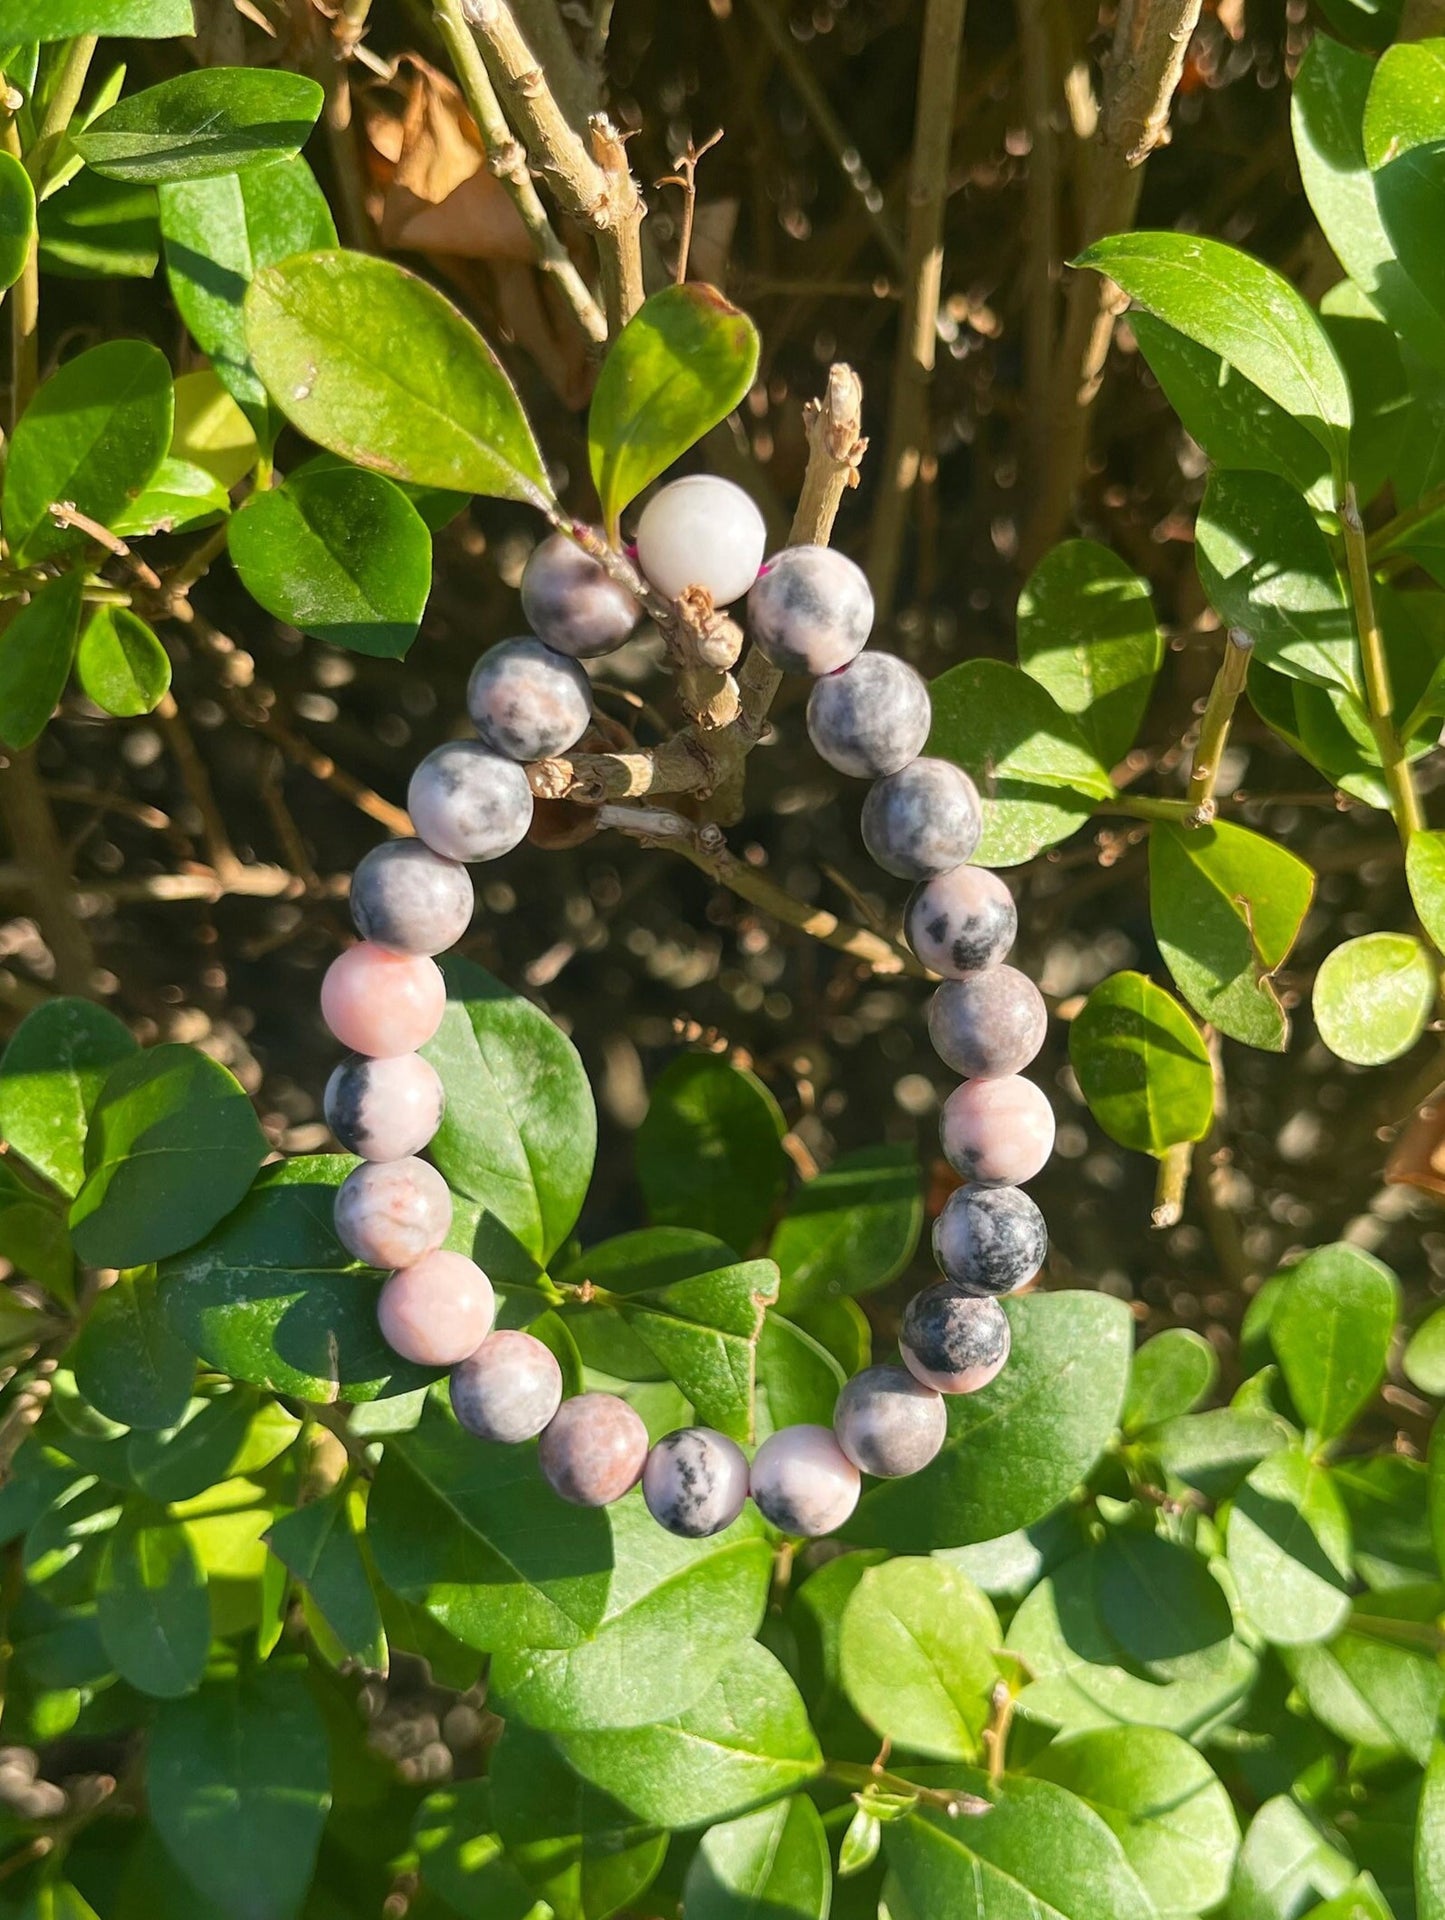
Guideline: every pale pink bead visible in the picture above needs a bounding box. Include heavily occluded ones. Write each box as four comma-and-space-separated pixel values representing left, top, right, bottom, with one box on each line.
377, 1251, 495, 1367
749, 1423, 861, 1537
334, 1156, 452, 1269
539, 1392, 649, 1506
321, 944, 446, 1057
940, 1076, 1056, 1186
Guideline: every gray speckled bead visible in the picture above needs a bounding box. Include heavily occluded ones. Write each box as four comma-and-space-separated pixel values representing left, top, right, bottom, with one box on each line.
906, 865, 1016, 977
940, 1076, 1055, 1186
749, 1424, 860, 1536
861, 758, 981, 880
334, 1155, 452, 1270
521, 531, 640, 658
349, 839, 473, 955
538, 1391, 649, 1506
806, 653, 931, 778
929, 967, 1048, 1079
932, 1185, 1047, 1297
747, 546, 874, 675
325, 1051, 444, 1162
407, 739, 533, 863
467, 636, 592, 762
833, 1364, 947, 1477
450, 1329, 562, 1443
901, 1285, 1011, 1393
642, 1427, 749, 1539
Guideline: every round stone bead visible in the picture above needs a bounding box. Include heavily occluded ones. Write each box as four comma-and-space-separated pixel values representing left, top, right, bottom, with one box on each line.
901, 1285, 1011, 1393
833, 1364, 947, 1478
636, 475, 766, 606
929, 967, 1047, 1079
538, 1392, 650, 1507
749, 1424, 860, 1537
377, 1251, 495, 1367
321, 944, 446, 1057
861, 758, 981, 880
806, 652, 931, 778
450, 1330, 563, 1443
940, 1076, 1055, 1186
334, 1156, 452, 1270
520, 530, 640, 658
905, 866, 1016, 977
642, 1426, 750, 1539
932, 1185, 1047, 1297
349, 839, 473, 956
324, 1051, 444, 1162
747, 545, 873, 675
408, 739, 533, 863
467, 637, 592, 762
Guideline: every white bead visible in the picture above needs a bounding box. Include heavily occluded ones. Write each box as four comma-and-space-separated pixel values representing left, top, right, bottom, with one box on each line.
635, 476, 766, 606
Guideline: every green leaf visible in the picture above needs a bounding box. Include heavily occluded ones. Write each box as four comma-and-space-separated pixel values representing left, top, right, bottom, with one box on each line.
268, 1488, 386, 1672
1016, 540, 1164, 767
1408, 1307, 1445, 1397
1320, 282, 1409, 507
1030, 1727, 1240, 1919
110, 457, 227, 539
0, 147, 33, 293
75, 69, 323, 184
552, 1637, 823, 1830
245, 251, 553, 506
1420, 1742, 1445, 1920
588, 282, 759, 541
74, 606, 170, 717
1149, 821, 1314, 1052
38, 169, 159, 280
1269, 1242, 1398, 1442
847, 1291, 1132, 1551
69, 1042, 268, 1268
0, 996, 136, 1196
1230, 1795, 1356, 1920
171, 368, 257, 489
1408, 831, 1445, 952
1122, 1328, 1218, 1434
1077, 231, 1351, 475
683, 1797, 831, 1920
1068, 971, 1213, 1156
158, 1156, 435, 1404
0, 0, 193, 34
159, 158, 336, 444
228, 464, 431, 659
95, 1499, 209, 1699
1287, 1589, 1445, 1766
839, 1557, 1001, 1761
884, 1774, 1157, 1920
1195, 470, 1358, 698
1095, 1527, 1237, 1684
637, 1053, 789, 1250
1226, 1446, 1353, 1647
769, 1144, 921, 1311
423, 954, 595, 1266
489, 1724, 666, 1920
412, 1780, 547, 1920
3, 338, 173, 565
1374, 145, 1445, 346
1129, 309, 1330, 500
72, 1267, 194, 1431
753, 1310, 849, 1437
1336, 1452, 1435, 1589
148, 1668, 331, 1920
1314, 931, 1436, 1065
1293, 35, 1445, 370
1363, 38, 1445, 165
1006, 1546, 1259, 1739
368, 1392, 611, 1655
0, 569, 84, 749
127, 1388, 285, 1504
928, 658, 1113, 867
1147, 1405, 1293, 1502
489, 1491, 770, 1728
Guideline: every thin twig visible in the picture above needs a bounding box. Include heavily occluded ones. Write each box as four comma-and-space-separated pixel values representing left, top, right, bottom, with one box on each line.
1152, 1138, 1193, 1228
0, 749, 95, 993
1185, 629, 1253, 824
865, 0, 968, 616
658, 129, 723, 285
1341, 482, 1424, 846
48, 502, 163, 591
434, 0, 608, 342
1015, 0, 1058, 481
155, 691, 244, 884
1022, 0, 1204, 563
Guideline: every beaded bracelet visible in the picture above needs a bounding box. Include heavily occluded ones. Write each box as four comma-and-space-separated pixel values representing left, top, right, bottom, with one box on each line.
317, 476, 1052, 1543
